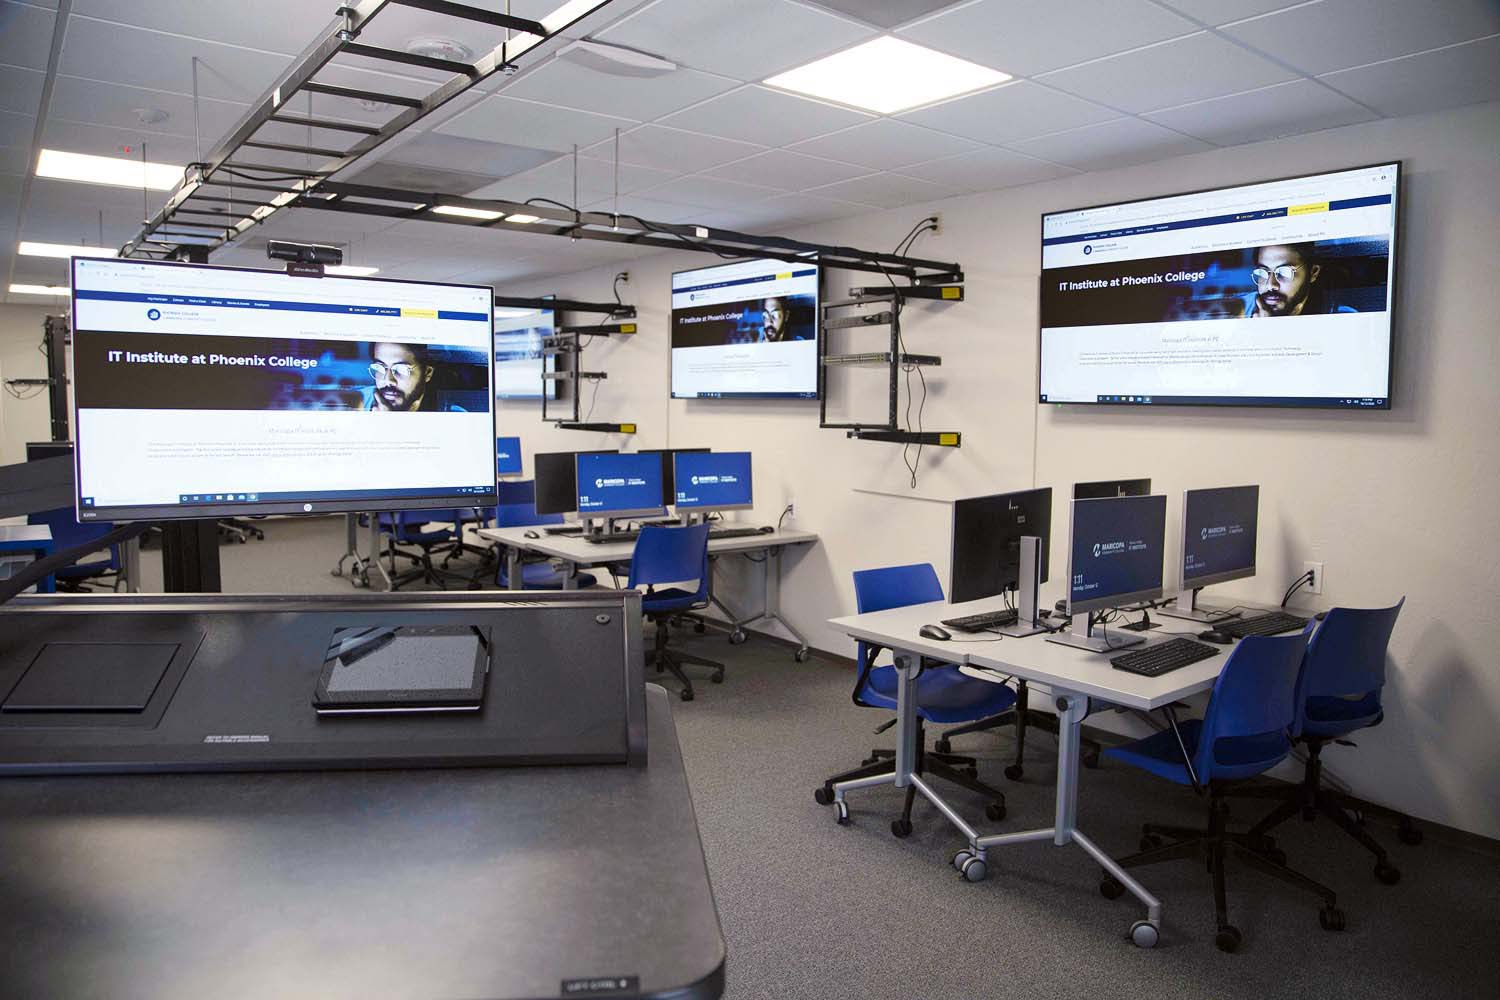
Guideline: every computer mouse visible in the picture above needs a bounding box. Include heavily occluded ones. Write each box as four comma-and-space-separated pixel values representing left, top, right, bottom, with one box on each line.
918, 624, 952, 642
1197, 630, 1234, 645
758, 525, 775, 533
1314, 611, 1327, 621
523, 530, 540, 539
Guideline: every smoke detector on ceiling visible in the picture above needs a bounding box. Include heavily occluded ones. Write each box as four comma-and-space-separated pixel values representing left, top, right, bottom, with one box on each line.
358, 99, 389, 113
133, 107, 170, 125
558, 40, 677, 78
406, 37, 474, 64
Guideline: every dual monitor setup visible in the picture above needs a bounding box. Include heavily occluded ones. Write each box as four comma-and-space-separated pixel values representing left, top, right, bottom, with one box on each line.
532, 448, 754, 528
949, 478, 1265, 654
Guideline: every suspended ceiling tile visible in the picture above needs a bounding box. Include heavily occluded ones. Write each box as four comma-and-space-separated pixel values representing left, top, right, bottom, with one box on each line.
634, 174, 784, 209
502, 55, 739, 121
787, 118, 980, 171
1155, 0, 1304, 24
0, 110, 34, 148
754, 190, 888, 226
658, 86, 871, 147
597, 0, 876, 82
582, 193, 704, 224
804, 0, 964, 29
0, 64, 45, 117
70, 1, 323, 57
701, 148, 870, 189
1039, 32, 1298, 114
433, 94, 636, 153
1008, 117, 1212, 171
58, 17, 290, 103
0, 143, 32, 177
465, 153, 680, 204
47, 76, 248, 148
897, 0, 1196, 77
1221, 0, 1500, 76
581, 124, 765, 173
1318, 35, 1500, 118
0, 1, 56, 71
39, 118, 200, 164
899, 146, 1078, 193
1144, 78, 1378, 146
900, 80, 1120, 146
806, 170, 949, 208
366, 133, 557, 179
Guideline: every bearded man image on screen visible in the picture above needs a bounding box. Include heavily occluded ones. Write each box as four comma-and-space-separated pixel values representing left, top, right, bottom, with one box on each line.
1243, 243, 1356, 318
363, 341, 465, 412
760, 296, 789, 342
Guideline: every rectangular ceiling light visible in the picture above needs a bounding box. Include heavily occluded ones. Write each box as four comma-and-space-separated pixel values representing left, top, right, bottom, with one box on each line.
35, 149, 183, 191
505, 213, 540, 224
10, 284, 71, 296
19, 241, 118, 260
433, 204, 504, 221
324, 265, 380, 276
764, 36, 1010, 114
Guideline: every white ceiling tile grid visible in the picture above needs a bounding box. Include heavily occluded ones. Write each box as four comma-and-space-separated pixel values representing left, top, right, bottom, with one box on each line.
658, 85, 872, 147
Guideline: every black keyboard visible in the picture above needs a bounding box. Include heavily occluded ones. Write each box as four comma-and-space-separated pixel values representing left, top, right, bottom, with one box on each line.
941, 609, 1019, 632
708, 526, 770, 540
1215, 611, 1309, 638
1111, 637, 1221, 677
543, 525, 584, 535
584, 530, 640, 544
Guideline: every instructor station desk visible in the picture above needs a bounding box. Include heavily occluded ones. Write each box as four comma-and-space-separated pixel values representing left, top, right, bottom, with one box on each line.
0, 593, 725, 999
480, 525, 820, 661
829, 594, 1236, 949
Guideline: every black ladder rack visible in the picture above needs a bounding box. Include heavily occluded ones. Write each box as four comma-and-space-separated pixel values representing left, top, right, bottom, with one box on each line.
531, 297, 638, 435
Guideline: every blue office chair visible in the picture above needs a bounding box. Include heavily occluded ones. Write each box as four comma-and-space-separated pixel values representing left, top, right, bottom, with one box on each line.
628, 524, 722, 701
377, 508, 466, 590
490, 481, 598, 590
1099, 631, 1344, 952
1237, 600, 1418, 881
814, 563, 1012, 837
26, 507, 122, 591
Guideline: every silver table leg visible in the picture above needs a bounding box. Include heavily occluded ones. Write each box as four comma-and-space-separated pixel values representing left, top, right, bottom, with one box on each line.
504, 546, 522, 591
730, 547, 811, 661
368, 515, 393, 592
830, 650, 919, 816
122, 537, 142, 593
332, 512, 370, 586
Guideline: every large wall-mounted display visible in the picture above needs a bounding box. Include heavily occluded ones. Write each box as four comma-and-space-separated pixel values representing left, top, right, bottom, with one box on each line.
670, 257, 820, 399
1039, 162, 1399, 409
493, 305, 557, 400
70, 258, 497, 521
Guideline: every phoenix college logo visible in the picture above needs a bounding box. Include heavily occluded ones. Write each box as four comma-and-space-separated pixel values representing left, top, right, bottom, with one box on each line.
146, 308, 161, 321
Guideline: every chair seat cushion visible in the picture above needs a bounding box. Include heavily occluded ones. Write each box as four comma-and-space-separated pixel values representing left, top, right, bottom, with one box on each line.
1301, 693, 1382, 738
1105, 719, 1291, 785
863, 663, 1017, 725
643, 588, 702, 613
498, 564, 598, 590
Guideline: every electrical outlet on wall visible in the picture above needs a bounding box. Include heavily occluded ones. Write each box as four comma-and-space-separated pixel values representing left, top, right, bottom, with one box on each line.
1303, 561, 1325, 595
784, 497, 795, 523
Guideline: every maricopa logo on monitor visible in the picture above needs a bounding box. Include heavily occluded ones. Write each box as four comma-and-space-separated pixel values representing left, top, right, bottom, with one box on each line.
1093, 543, 1101, 558
594, 478, 604, 489
691, 475, 700, 486
1202, 527, 1210, 540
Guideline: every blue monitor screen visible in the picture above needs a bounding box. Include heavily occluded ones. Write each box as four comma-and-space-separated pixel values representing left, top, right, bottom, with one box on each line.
1069, 495, 1166, 608
1182, 485, 1258, 585
497, 436, 521, 476
673, 452, 752, 509
576, 452, 664, 516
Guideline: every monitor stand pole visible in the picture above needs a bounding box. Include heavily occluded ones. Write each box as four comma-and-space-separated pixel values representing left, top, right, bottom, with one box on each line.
160, 520, 222, 593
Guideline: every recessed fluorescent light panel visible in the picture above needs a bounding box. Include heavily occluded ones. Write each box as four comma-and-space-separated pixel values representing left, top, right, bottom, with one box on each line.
505, 214, 540, 224
35, 149, 183, 191
10, 284, 71, 296
764, 36, 1010, 114
19, 241, 118, 260
433, 204, 504, 221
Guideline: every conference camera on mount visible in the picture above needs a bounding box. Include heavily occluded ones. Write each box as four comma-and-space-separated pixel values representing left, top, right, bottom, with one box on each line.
267, 241, 342, 276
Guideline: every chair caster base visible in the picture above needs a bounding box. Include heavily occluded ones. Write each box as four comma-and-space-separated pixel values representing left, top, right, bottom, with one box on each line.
728, 631, 747, 645
834, 801, 850, 826
711, 670, 725, 684
1215, 925, 1242, 953
1100, 876, 1125, 900
679, 688, 694, 702
935, 738, 952, 755
1319, 906, 1346, 932
985, 801, 1006, 822
1003, 764, 1024, 781
952, 850, 987, 882
794, 648, 811, 662
891, 818, 912, 839
1374, 862, 1401, 885
1399, 819, 1424, 846
813, 786, 833, 806
1131, 920, 1160, 949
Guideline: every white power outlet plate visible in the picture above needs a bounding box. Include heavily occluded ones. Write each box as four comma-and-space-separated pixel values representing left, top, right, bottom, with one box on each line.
1303, 561, 1325, 595
785, 498, 795, 520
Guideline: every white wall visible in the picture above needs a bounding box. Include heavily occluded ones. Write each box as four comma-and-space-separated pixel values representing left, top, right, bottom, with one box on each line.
493, 102, 1500, 839
0, 302, 60, 466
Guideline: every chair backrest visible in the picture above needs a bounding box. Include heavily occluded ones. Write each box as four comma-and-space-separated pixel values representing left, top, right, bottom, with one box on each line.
1194, 630, 1309, 782
1300, 599, 1404, 701
380, 507, 459, 539
495, 480, 562, 528
627, 523, 709, 595
852, 563, 945, 615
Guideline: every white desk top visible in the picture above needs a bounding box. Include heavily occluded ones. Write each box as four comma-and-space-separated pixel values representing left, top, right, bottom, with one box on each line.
477, 525, 818, 564
829, 595, 1226, 712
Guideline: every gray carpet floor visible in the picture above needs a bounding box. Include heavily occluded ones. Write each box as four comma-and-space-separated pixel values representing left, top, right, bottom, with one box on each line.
145, 518, 1500, 1000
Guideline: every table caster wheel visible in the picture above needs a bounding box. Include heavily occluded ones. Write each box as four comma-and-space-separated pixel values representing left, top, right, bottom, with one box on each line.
331, 567, 343, 578
1399, 819, 1423, 846
891, 818, 912, 839
728, 631, 747, 645
1004, 764, 1024, 781
834, 801, 850, 826
1374, 862, 1401, 885
1083, 748, 1101, 769
958, 854, 987, 882
934, 737, 953, 755
694, 623, 706, 634
711, 670, 725, 684
1215, 925, 1242, 953
814, 786, 834, 805
794, 648, 811, 663
679, 688, 694, 702
963, 766, 979, 779
1130, 920, 1159, 948
1099, 876, 1124, 900
952, 849, 972, 870
985, 801, 1006, 822
1139, 833, 1164, 852
1319, 906, 1346, 932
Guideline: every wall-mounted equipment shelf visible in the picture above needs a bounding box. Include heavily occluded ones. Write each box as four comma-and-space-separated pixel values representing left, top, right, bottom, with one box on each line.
531, 298, 638, 435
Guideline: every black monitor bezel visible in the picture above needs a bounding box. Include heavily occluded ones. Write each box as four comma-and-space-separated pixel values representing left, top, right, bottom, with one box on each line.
1073, 478, 1152, 500
1036, 159, 1401, 411
69, 257, 498, 523
1180, 484, 1260, 591
949, 486, 1052, 605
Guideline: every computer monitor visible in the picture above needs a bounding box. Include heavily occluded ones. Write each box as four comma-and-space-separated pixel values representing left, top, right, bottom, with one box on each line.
1049, 494, 1167, 652
68, 257, 496, 521
534, 449, 617, 516
949, 487, 1051, 603
575, 452, 665, 520
493, 305, 557, 400
1073, 478, 1152, 500
673, 452, 752, 512
640, 447, 709, 507
1162, 485, 1259, 623
496, 436, 522, 477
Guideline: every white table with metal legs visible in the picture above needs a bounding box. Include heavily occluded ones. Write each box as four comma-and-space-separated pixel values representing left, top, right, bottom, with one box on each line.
828, 595, 1229, 948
